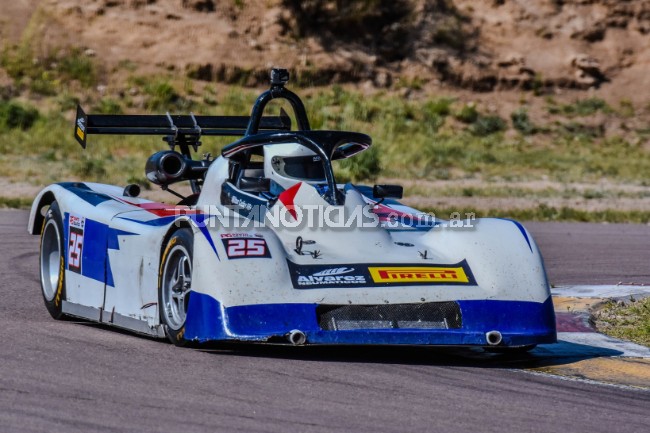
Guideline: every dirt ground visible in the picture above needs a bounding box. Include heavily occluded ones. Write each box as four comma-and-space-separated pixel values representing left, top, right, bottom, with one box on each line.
3, 1, 650, 104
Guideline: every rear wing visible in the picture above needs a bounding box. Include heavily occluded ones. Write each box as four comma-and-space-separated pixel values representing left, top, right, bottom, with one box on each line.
74, 105, 291, 149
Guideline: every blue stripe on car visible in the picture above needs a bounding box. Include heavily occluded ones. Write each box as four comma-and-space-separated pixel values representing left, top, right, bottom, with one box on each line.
59, 182, 113, 207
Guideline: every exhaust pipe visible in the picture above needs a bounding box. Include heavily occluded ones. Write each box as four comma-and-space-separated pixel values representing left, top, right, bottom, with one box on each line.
485, 330, 503, 346
145, 151, 187, 185
287, 329, 307, 346
144, 150, 211, 186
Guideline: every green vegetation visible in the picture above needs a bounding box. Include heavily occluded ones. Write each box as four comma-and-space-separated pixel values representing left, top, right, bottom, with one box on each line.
1, 7, 98, 96
468, 115, 507, 136
547, 97, 612, 117
511, 108, 536, 135
93, 98, 123, 115
404, 184, 650, 200
1, 84, 648, 189
421, 205, 650, 224
2, 46, 97, 95
0, 61, 648, 222
0, 100, 39, 130
0, 197, 33, 209
454, 103, 479, 123
335, 146, 381, 182
595, 297, 650, 347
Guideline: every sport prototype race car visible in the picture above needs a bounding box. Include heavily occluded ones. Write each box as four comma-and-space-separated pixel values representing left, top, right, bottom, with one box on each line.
29, 69, 556, 350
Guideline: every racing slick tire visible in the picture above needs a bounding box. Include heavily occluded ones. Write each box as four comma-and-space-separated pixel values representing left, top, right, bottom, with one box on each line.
39, 201, 67, 320
159, 228, 194, 347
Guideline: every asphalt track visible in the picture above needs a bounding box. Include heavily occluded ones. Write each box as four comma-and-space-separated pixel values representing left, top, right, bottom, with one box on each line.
1, 209, 649, 433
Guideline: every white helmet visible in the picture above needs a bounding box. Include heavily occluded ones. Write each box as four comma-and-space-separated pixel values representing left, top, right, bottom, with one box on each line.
263, 143, 326, 192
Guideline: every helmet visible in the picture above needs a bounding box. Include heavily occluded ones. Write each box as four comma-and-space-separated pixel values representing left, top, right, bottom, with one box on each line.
263, 143, 326, 192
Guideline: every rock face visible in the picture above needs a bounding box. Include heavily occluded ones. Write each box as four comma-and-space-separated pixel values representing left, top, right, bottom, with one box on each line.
571, 54, 608, 89
180, 0, 215, 13
2, 0, 649, 98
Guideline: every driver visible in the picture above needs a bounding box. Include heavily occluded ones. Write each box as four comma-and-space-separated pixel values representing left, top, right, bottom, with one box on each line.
263, 143, 327, 196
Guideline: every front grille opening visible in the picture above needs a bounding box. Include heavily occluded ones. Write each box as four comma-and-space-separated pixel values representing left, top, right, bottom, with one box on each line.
317, 302, 462, 331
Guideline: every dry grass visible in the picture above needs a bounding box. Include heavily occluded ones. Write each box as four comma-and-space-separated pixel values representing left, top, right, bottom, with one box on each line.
594, 297, 650, 347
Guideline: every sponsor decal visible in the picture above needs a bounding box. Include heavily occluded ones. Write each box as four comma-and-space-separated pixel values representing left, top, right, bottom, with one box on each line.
76, 117, 85, 141
288, 260, 476, 289
220, 233, 264, 239
296, 266, 366, 287
222, 237, 271, 259
67, 214, 85, 274
287, 261, 367, 288
229, 193, 254, 211
312, 267, 353, 277
368, 266, 470, 284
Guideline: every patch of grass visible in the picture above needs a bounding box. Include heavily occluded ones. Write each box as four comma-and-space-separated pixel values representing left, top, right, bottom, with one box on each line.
559, 121, 604, 139
2, 45, 97, 95
547, 97, 612, 117
56, 93, 81, 111
618, 99, 635, 118
403, 183, 650, 200
334, 146, 381, 183
424, 97, 454, 117
93, 98, 123, 114
56, 48, 96, 87
468, 115, 506, 136
595, 297, 650, 347
0, 196, 32, 209
0, 100, 39, 130
511, 108, 536, 135
73, 154, 108, 178
454, 103, 479, 123
419, 205, 650, 224
143, 79, 180, 111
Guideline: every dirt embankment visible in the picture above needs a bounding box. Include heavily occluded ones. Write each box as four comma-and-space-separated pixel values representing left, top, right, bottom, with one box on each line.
1, 0, 649, 104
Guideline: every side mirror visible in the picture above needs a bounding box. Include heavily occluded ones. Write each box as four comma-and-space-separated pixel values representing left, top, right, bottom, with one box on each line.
373, 184, 403, 200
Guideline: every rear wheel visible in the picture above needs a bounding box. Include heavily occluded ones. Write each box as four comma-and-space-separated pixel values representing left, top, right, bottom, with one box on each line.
159, 229, 193, 346
39, 201, 66, 320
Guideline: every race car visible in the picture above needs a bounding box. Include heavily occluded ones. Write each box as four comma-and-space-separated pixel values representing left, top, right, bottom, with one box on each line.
29, 68, 556, 350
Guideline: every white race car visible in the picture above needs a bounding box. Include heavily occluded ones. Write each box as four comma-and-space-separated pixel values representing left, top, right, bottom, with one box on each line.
29, 69, 556, 350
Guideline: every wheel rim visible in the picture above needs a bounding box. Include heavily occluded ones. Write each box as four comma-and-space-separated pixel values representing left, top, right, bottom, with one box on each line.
40, 219, 61, 301
161, 245, 192, 329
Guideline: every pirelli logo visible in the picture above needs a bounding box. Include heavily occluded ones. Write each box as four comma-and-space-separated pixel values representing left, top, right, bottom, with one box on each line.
368, 266, 471, 284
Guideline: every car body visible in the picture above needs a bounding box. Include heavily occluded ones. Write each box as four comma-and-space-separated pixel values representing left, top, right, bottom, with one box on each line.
29, 69, 556, 350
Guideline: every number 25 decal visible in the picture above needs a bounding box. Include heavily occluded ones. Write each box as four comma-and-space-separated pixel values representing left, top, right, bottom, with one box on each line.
68, 228, 84, 273
222, 238, 271, 259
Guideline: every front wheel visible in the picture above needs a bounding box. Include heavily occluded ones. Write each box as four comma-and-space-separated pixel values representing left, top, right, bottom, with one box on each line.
159, 228, 193, 346
39, 201, 67, 320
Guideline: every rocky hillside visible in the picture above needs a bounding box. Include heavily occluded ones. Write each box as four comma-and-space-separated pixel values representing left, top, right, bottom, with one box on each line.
1, 0, 649, 104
